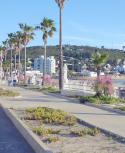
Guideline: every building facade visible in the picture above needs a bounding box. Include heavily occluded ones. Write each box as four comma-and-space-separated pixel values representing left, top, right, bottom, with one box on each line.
34, 56, 56, 75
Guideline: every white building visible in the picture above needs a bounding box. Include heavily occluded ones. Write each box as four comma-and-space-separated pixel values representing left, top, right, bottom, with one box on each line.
34, 56, 56, 75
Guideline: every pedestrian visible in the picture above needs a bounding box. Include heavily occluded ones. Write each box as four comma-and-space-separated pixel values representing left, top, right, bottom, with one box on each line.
13, 74, 17, 87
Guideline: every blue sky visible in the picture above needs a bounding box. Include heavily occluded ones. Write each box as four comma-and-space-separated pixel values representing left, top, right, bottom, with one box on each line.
0, 0, 125, 49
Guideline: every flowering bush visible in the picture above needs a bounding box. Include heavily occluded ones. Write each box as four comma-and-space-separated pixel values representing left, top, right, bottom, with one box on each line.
95, 76, 114, 96
43, 75, 52, 86
43, 75, 58, 87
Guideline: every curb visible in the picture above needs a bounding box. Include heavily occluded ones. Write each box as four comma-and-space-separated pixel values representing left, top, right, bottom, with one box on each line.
78, 118, 125, 144
1, 106, 52, 153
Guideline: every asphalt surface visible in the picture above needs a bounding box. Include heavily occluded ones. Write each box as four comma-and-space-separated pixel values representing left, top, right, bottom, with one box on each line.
0, 107, 35, 153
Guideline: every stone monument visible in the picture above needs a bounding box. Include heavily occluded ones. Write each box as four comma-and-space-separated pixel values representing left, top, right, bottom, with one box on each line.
64, 64, 68, 84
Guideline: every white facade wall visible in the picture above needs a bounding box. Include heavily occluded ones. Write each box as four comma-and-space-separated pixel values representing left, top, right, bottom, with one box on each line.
34, 56, 56, 75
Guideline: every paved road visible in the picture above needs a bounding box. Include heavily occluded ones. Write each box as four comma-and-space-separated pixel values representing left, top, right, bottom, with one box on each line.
0, 107, 35, 153
1, 86, 125, 139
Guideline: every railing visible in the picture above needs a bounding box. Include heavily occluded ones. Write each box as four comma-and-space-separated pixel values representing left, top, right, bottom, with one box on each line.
64, 80, 94, 92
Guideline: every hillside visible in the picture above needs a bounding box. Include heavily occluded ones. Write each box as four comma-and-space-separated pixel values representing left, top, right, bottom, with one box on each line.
21, 45, 125, 62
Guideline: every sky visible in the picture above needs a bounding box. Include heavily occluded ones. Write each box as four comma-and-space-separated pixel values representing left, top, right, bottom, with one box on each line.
0, 0, 125, 49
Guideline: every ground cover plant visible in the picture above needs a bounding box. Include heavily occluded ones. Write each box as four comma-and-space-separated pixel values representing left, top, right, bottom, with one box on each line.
80, 95, 125, 104
115, 106, 125, 111
71, 128, 100, 137
0, 88, 20, 97
25, 107, 77, 126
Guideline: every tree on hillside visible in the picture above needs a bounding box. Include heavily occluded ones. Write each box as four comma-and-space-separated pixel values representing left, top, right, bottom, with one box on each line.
36, 17, 56, 85
55, 0, 67, 90
19, 23, 34, 79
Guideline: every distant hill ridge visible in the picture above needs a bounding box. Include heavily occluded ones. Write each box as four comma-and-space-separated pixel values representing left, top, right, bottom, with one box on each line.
20, 45, 125, 61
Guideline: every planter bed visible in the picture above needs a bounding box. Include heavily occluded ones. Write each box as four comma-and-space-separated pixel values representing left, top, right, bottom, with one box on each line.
13, 107, 125, 153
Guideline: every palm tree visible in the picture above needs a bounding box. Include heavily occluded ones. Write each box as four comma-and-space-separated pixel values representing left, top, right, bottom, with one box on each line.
36, 17, 56, 85
8, 33, 15, 77
0, 46, 3, 80
13, 31, 23, 74
93, 51, 108, 97
2, 40, 9, 62
92, 51, 108, 77
19, 23, 34, 79
55, 0, 67, 90
10, 33, 17, 73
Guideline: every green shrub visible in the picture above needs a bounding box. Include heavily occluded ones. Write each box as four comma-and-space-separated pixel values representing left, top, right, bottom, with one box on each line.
25, 107, 77, 126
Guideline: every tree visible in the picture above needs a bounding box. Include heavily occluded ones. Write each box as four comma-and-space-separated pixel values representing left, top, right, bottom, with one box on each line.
8, 33, 15, 77
19, 23, 34, 79
13, 31, 23, 74
2, 61, 10, 79
55, 0, 67, 90
0, 46, 3, 80
92, 51, 108, 97
2, 40, 9, 62
36, 17, 56, 85
92, 51, 108, 77
12, 33, 18, 73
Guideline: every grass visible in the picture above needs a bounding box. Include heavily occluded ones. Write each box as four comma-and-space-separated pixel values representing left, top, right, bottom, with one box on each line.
25, 107, 77, 126
0, 88, 20, 97
80, 95, 125, 104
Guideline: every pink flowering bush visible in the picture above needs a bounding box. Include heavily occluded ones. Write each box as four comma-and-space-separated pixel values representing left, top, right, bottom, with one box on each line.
95, 76, 114, 96
43, 75, 52, 86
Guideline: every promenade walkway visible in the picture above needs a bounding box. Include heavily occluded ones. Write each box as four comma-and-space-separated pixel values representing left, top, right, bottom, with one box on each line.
0, 107, 35, 153
1, 86, 125, 140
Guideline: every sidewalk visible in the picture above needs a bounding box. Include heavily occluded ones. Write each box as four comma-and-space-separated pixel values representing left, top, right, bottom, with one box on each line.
0, 107, 35, 153
1, 86, 125, 140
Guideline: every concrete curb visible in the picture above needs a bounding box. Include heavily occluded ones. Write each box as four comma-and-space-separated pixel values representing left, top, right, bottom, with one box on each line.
78, 118, 125, 144
1, 106, 52, 153
84, 102, 125, 115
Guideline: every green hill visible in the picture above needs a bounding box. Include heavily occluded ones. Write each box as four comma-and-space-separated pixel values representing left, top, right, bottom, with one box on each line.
22, 45, 125, 62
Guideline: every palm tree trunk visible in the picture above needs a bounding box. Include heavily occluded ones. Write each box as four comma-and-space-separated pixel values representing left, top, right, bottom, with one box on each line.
43, 42, 47, 86
59, 7, 64, 90
0, 51, 2, 80
5, 54, 6, 62
24, 45, 26, 82
10, 48, 12, 77
19, 49, 21, 72
96, 66, 101, 97
97, 67, 101, 77
14, 54, 17, 73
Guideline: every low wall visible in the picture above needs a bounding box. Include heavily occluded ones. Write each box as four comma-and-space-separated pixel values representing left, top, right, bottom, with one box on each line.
62, 80, 95, 96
